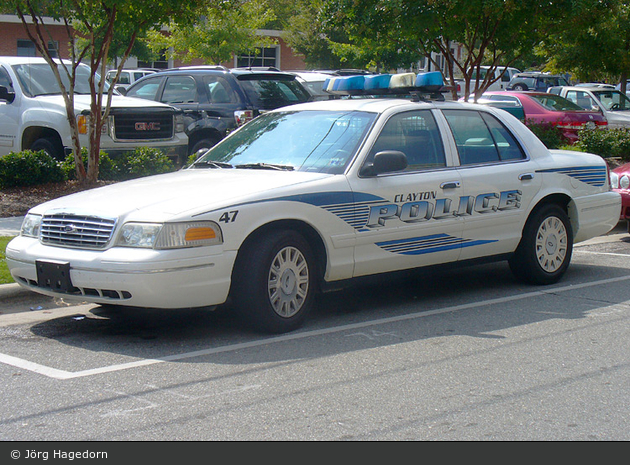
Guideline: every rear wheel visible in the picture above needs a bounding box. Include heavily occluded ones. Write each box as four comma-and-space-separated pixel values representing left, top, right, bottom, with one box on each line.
509, 204, 573, 285
231, 230, 316, 333
512, 84, 527, 91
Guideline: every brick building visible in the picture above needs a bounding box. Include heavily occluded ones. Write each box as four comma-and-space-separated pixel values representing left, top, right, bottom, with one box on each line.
0, 14, 307, 71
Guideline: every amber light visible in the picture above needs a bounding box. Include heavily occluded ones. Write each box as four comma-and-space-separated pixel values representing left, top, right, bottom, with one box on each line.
185, 227, 217, 241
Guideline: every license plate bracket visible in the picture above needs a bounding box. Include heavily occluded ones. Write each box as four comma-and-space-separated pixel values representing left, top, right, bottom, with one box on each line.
36, 260, 76, 292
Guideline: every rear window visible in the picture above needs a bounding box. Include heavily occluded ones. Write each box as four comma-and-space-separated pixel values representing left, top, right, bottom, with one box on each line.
528, 94, 583, 111
237, 76, 311, 109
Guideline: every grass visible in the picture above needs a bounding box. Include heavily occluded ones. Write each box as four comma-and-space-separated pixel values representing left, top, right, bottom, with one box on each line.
0, 236, 15, 284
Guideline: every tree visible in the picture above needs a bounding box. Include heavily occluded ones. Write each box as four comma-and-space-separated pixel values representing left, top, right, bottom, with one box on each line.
539, 0, 630, 90
320, 0, 569, 100
145, 0, 276, 66
7, 0, 200, 184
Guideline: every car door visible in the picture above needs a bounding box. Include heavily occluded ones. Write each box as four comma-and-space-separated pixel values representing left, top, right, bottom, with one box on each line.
440, 109, 542, 260
0, 66, 19, 155
347, 109, 465, 277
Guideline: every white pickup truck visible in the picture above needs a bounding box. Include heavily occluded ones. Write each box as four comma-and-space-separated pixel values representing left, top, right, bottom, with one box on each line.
0, 57, 188, 164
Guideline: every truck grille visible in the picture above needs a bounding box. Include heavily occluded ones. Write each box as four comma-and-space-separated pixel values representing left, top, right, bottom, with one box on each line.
110, 108, 174, 141
41, 214, 116, 249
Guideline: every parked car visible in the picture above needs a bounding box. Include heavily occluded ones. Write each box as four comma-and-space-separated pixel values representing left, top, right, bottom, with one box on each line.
105, 68, 157, 92
6, 72, 620, 334
507, 73, 570, 91
290, 71, 336, 101
469, 91, 607, 144
548, 86, 630, 128
469, 65, 521, 92
122, 66, 312, 156
610, 162, 630, 231
0, 57, 188, 163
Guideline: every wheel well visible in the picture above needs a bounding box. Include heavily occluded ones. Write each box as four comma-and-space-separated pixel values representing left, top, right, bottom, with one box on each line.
187, 129, 221, 149
529, 193, 574, 234
22, 127, 64, 154
234, 220, 328, 289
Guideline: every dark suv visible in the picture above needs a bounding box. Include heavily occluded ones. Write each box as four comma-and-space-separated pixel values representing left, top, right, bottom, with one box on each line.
122, 66, 312, 156
506, 73, 570, 92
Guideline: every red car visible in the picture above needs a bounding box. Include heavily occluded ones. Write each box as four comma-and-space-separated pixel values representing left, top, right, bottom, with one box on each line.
471, 91, 608, 144
611, 162, 630, 229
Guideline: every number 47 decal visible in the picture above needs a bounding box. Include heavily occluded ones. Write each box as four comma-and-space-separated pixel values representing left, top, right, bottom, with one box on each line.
219, 210, 239, 223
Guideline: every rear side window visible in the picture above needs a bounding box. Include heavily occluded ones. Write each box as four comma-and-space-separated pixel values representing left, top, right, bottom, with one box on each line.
442, 110, 525, 165
203, 75, 238, 104
161, 76, 197, 104
238, 77, 311, 110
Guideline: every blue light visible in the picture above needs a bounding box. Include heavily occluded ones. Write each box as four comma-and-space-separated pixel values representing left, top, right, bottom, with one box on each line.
323, 71, 446, 97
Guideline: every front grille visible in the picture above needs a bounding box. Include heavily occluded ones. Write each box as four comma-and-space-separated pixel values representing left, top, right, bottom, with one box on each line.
110, 108, 174, 141
41, 214, 116, 249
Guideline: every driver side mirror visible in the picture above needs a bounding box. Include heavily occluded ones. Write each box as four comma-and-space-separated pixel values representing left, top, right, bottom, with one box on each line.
0, 85, 15, 103
360, 150, 408, 176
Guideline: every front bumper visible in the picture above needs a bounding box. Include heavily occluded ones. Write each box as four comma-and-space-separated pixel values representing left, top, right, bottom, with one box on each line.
6, 236, 236, 309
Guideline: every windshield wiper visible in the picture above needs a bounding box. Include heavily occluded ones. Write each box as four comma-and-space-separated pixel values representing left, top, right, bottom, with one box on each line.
235, 163, 294, 171
192, 160, 234, 169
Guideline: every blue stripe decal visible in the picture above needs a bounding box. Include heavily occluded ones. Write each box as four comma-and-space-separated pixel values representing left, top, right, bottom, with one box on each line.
537, 166, 607, 187
376, 234, 497, 255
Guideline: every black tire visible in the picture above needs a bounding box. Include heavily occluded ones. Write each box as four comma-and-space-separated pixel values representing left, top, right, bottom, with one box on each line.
190, 137, 220, 157
231, 230, 316, 333
508, 204, 573, 285
512, 84, 527, 91
31, 138, 63, 160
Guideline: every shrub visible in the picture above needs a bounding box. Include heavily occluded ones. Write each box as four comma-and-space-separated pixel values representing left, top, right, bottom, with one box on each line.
0, 150, 65, 188
525, 120, 569, 149
116, 147, 176, 180
575, 127, 630, 161
61, 148, 119, 180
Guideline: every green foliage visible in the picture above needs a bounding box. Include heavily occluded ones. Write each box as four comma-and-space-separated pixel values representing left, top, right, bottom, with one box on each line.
62, 147, 176, 181
0, 236, 14, 285
0, 150, 65, 189
117, 147, 175, 180
61, 148, 119, 181
573, 128, 630, 160
525, 121, 569, 149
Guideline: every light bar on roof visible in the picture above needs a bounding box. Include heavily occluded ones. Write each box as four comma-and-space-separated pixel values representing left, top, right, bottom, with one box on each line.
323, 71, 446, 96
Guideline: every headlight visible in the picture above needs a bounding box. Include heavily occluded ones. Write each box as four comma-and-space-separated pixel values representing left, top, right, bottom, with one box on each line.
21, 213, 42, 238
116, 221, 223, 249
610, 171, 619, 189
116, 223, 162, 248
621, 175, 630, 190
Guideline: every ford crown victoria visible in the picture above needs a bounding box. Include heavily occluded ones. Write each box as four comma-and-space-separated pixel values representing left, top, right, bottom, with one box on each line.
6, 73, 622, 333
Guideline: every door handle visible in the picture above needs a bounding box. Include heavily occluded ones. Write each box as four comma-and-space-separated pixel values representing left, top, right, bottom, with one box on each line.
440, 181, 461, 189
518, 173, 534, 181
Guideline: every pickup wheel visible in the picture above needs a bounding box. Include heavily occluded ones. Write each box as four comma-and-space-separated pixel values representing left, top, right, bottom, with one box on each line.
509, 204, 573, 285
31, 138, 63, 160
512, 84, 527, 91
231, 230, 315, 333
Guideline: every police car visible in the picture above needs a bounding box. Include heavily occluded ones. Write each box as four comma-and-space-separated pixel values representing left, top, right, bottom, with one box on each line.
5, 72, 622, 333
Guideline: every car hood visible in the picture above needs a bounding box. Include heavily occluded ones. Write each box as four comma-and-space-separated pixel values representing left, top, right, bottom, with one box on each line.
28, 169, 332, 221
36, 94, 174, 112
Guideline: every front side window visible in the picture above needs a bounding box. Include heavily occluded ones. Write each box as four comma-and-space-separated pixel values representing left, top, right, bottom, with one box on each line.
593, 90, 630, 111
194, 110, 376, 174
366, 110, 446, 171
125, 77, 162, 100
443, 110, 525, 165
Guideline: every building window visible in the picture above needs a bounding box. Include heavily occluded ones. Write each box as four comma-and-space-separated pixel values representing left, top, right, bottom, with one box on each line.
138, 49, 168, 69
236, 47, 278, 68
16, 39, 59, 57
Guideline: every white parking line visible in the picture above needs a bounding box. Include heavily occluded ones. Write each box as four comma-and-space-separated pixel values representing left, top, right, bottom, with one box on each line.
1, 275, 630, 380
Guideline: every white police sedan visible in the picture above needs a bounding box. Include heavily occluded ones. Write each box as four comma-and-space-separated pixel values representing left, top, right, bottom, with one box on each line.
6, 72, 621, 333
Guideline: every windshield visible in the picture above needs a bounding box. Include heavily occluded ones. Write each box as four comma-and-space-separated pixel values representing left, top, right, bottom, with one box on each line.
193, 110, 377, 174
529, 94, 583, 111
593, 90, 630, 111
12, 63, 107, 97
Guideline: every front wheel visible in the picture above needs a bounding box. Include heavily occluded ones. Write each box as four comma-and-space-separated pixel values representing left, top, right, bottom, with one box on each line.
512, 84, 527, 91
231, 230, 316, 333
509, 204, 573, 285
31, 138, 63, 160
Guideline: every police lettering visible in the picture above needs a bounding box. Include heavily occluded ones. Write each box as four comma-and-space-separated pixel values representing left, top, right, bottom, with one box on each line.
366, 190, 521, 227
